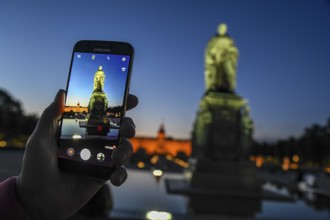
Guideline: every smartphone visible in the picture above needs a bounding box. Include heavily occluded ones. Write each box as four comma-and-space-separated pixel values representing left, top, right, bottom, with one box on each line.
57, 40, 134, 179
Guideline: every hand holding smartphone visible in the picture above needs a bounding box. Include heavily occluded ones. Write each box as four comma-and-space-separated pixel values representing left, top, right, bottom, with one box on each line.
57, 41, 134, 179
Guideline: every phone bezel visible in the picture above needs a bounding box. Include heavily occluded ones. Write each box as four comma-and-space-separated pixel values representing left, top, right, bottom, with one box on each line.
57, 40, 134, 179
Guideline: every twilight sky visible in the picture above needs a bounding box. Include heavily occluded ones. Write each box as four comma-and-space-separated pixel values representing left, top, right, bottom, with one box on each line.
0, 0, 330, 142
66, 53, 130, 107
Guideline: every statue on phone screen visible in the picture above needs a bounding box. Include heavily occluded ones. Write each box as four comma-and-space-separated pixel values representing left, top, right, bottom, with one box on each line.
205, 23, 239, 93
93, 66, 106, 91
85, 66, 110, 135
89, 66, 108, 115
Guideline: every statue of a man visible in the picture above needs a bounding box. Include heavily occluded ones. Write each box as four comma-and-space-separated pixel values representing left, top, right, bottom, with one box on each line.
86, 66, 110, 135
93, 66, 105, 91
205, 24, 239, 93
89, 66, 108, 114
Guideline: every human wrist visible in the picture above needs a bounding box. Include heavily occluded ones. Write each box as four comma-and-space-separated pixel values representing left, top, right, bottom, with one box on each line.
16, 176, 53, 220
0, 177, 31, 219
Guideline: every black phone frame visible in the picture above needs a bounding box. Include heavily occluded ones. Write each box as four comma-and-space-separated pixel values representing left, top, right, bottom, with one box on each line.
57, 40, 134, 180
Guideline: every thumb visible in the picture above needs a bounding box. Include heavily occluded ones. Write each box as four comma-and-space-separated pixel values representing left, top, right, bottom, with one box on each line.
34, 90, 65, 135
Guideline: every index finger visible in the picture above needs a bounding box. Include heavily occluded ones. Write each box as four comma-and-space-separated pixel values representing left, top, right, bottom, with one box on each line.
126, 94, 138, 111
34, 90, 65, 136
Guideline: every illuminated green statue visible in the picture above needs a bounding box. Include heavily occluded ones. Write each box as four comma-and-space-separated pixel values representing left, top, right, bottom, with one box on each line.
187, 24, 258, 216
86, 66, 110, 135
205, 23, 239, 93
93, 66, 105, 91
88, 66, 108, 114
191, 23, 253, 160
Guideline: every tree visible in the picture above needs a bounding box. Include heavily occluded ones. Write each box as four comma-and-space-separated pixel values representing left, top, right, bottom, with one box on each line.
0, 89, 38, 142
0, 89, 23, 134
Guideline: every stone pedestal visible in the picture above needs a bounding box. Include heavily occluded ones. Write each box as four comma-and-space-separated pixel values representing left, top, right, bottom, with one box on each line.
79, 90, 110, 136
192, 91, 252, 160
189, 159, 261, 216
187, 91, 258, 216
165, 24, 294, 218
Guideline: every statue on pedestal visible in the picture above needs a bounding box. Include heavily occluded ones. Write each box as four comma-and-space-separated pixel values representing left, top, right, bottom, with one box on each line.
89, 66, 108, 115
167, 24, 292, 217
80, 66, 110, 135
189, 23, 258, 215
93, 66, 106, 91
192, 23, 251, 160
205, 23, 239, 94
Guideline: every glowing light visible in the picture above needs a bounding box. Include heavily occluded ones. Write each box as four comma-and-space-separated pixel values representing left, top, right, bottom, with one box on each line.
165, 155, 173, 160
153, 169, 163, 177
184, 170, 192, 180
137, 161, 145, 168
256, 161, 262, 167
0, 141, 7, 148
72, 134, 82, 139
249, 156, 256, 161
151, 155, 159, 164
255, 156, 264, 167
67, 148, 74, 156
146, 211, 172, 220
282, 156, 290, 171
283, 157, 290, 163
293, 155, 299, 163
182, 162, 189, 168
282, 163, 289, 171
325, 167, 330, 173
290, 164, 298, 169
175, 159, 189, 168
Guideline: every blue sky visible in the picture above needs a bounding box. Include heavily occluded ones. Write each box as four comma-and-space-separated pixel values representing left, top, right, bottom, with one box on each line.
0, 0, 330, 142
66, 53, 130, 107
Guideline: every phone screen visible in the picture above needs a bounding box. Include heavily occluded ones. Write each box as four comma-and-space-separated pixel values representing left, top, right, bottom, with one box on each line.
58, 52, 131, 168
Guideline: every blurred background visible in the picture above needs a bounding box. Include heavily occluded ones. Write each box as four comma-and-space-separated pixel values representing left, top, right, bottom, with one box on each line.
1, 0, 330, 219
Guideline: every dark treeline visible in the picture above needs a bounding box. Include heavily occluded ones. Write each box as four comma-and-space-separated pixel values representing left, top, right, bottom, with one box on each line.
1, 86, 330, 163
251, 118, 330, 167
0, 89, 38, 148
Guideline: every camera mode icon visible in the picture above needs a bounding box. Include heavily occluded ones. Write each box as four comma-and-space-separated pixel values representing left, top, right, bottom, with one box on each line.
80, 148, 91, 161
97, 153, 105, 162
67, 148, 75, 156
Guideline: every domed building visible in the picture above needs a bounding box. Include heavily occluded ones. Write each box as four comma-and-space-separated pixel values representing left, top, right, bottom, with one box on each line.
130, 124, 191, 157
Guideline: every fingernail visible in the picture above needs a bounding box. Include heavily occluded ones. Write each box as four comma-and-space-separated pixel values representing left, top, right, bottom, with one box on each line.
127, 117, 135, 129
119, 173, 127, 183
122, 154, 129, 164
131, 120, 136, 130
55, 89, 65, 101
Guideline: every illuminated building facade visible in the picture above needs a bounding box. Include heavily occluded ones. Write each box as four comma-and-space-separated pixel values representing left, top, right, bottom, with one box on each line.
131, 124, 191, 156
64, 102, 88, 113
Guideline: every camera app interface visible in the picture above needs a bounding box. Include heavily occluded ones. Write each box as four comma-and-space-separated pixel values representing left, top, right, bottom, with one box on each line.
58, 52, 130, 167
